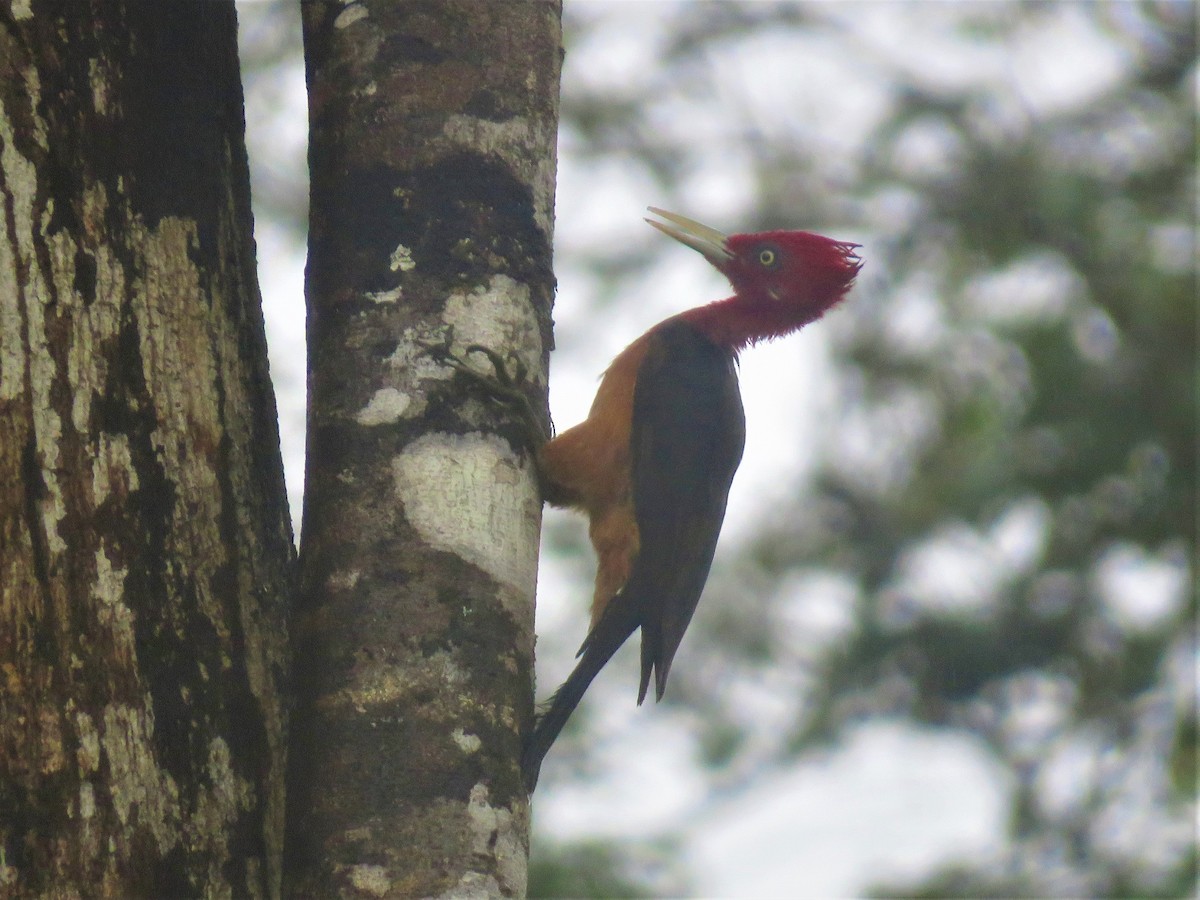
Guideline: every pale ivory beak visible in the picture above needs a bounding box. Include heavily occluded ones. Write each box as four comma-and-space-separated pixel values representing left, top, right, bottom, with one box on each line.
644, 207, 733, 263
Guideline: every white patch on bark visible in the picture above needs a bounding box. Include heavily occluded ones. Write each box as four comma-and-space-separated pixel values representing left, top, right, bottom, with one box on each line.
442, 114, 557, 238
21, 66, 47, 150
78, 782, 96, 820
74, 710, 101, 774
0, 97, 34, 402
93, 545, 136, 662
378, 328, 445, 419
33, 355, 66, 559
366, 285, 403, 304
443, 274, 544, 390
336, 650, 469, 714
88, 58, 110, 116
392, 433, 540, 609
102, 704, 182, 854
355, 387, 411, 425
0, 96, 67, 554
389, 243, 416, 272
459, 783, 525, 899
64, 183, 125, 434
91, 434, 138, 506
93, 545, 126, 600
10, 0, 33, 20
451, 728, 482, 754
334, 3, 368, 29
348, 865, 391, 897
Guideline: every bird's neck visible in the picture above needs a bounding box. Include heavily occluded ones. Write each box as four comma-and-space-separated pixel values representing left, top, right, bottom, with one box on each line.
675, 294, 826, 352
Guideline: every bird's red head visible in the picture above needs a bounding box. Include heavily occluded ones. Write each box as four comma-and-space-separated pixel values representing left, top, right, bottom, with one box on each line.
646, 207, 862, 349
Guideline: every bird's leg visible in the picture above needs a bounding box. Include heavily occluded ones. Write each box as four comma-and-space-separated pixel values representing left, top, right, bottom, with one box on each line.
422, 332, 551, 452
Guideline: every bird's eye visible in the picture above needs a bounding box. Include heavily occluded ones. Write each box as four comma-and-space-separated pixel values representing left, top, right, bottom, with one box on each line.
758, 248, 778, 267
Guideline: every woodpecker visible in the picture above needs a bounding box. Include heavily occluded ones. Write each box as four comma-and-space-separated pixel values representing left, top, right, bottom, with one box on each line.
439, 208, 861, 791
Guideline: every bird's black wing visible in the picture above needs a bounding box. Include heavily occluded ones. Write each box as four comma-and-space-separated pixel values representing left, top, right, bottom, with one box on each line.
520, 319, 744, 792
626, 319, 745, 703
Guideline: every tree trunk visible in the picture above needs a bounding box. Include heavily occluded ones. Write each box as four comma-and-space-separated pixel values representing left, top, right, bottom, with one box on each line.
286, 1, 561, 896
0, 2, 292, 896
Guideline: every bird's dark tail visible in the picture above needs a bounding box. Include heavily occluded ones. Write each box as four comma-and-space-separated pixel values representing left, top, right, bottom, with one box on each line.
521, 598, 641, 793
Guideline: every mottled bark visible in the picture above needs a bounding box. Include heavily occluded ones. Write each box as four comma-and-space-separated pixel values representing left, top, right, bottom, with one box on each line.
285, 1, 561, 897
0, 2, 292, 896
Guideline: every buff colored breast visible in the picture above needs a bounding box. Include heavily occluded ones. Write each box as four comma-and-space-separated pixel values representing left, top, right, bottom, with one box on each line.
539, 332, 655, 624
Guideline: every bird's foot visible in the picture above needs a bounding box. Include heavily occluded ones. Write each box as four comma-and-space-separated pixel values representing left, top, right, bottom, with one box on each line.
422, 331, 550, 450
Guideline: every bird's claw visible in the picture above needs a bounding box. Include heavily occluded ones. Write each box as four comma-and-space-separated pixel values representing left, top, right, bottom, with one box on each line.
456, 344, 529, 394
421, 331, 550, 448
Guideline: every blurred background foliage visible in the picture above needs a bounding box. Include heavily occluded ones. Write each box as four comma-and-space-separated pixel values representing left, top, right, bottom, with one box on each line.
237, 2, 1195, 897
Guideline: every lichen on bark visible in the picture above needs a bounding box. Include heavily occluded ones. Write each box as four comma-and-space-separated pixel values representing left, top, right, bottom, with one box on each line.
287, 1, 562, 896
0, 3, 292, 896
